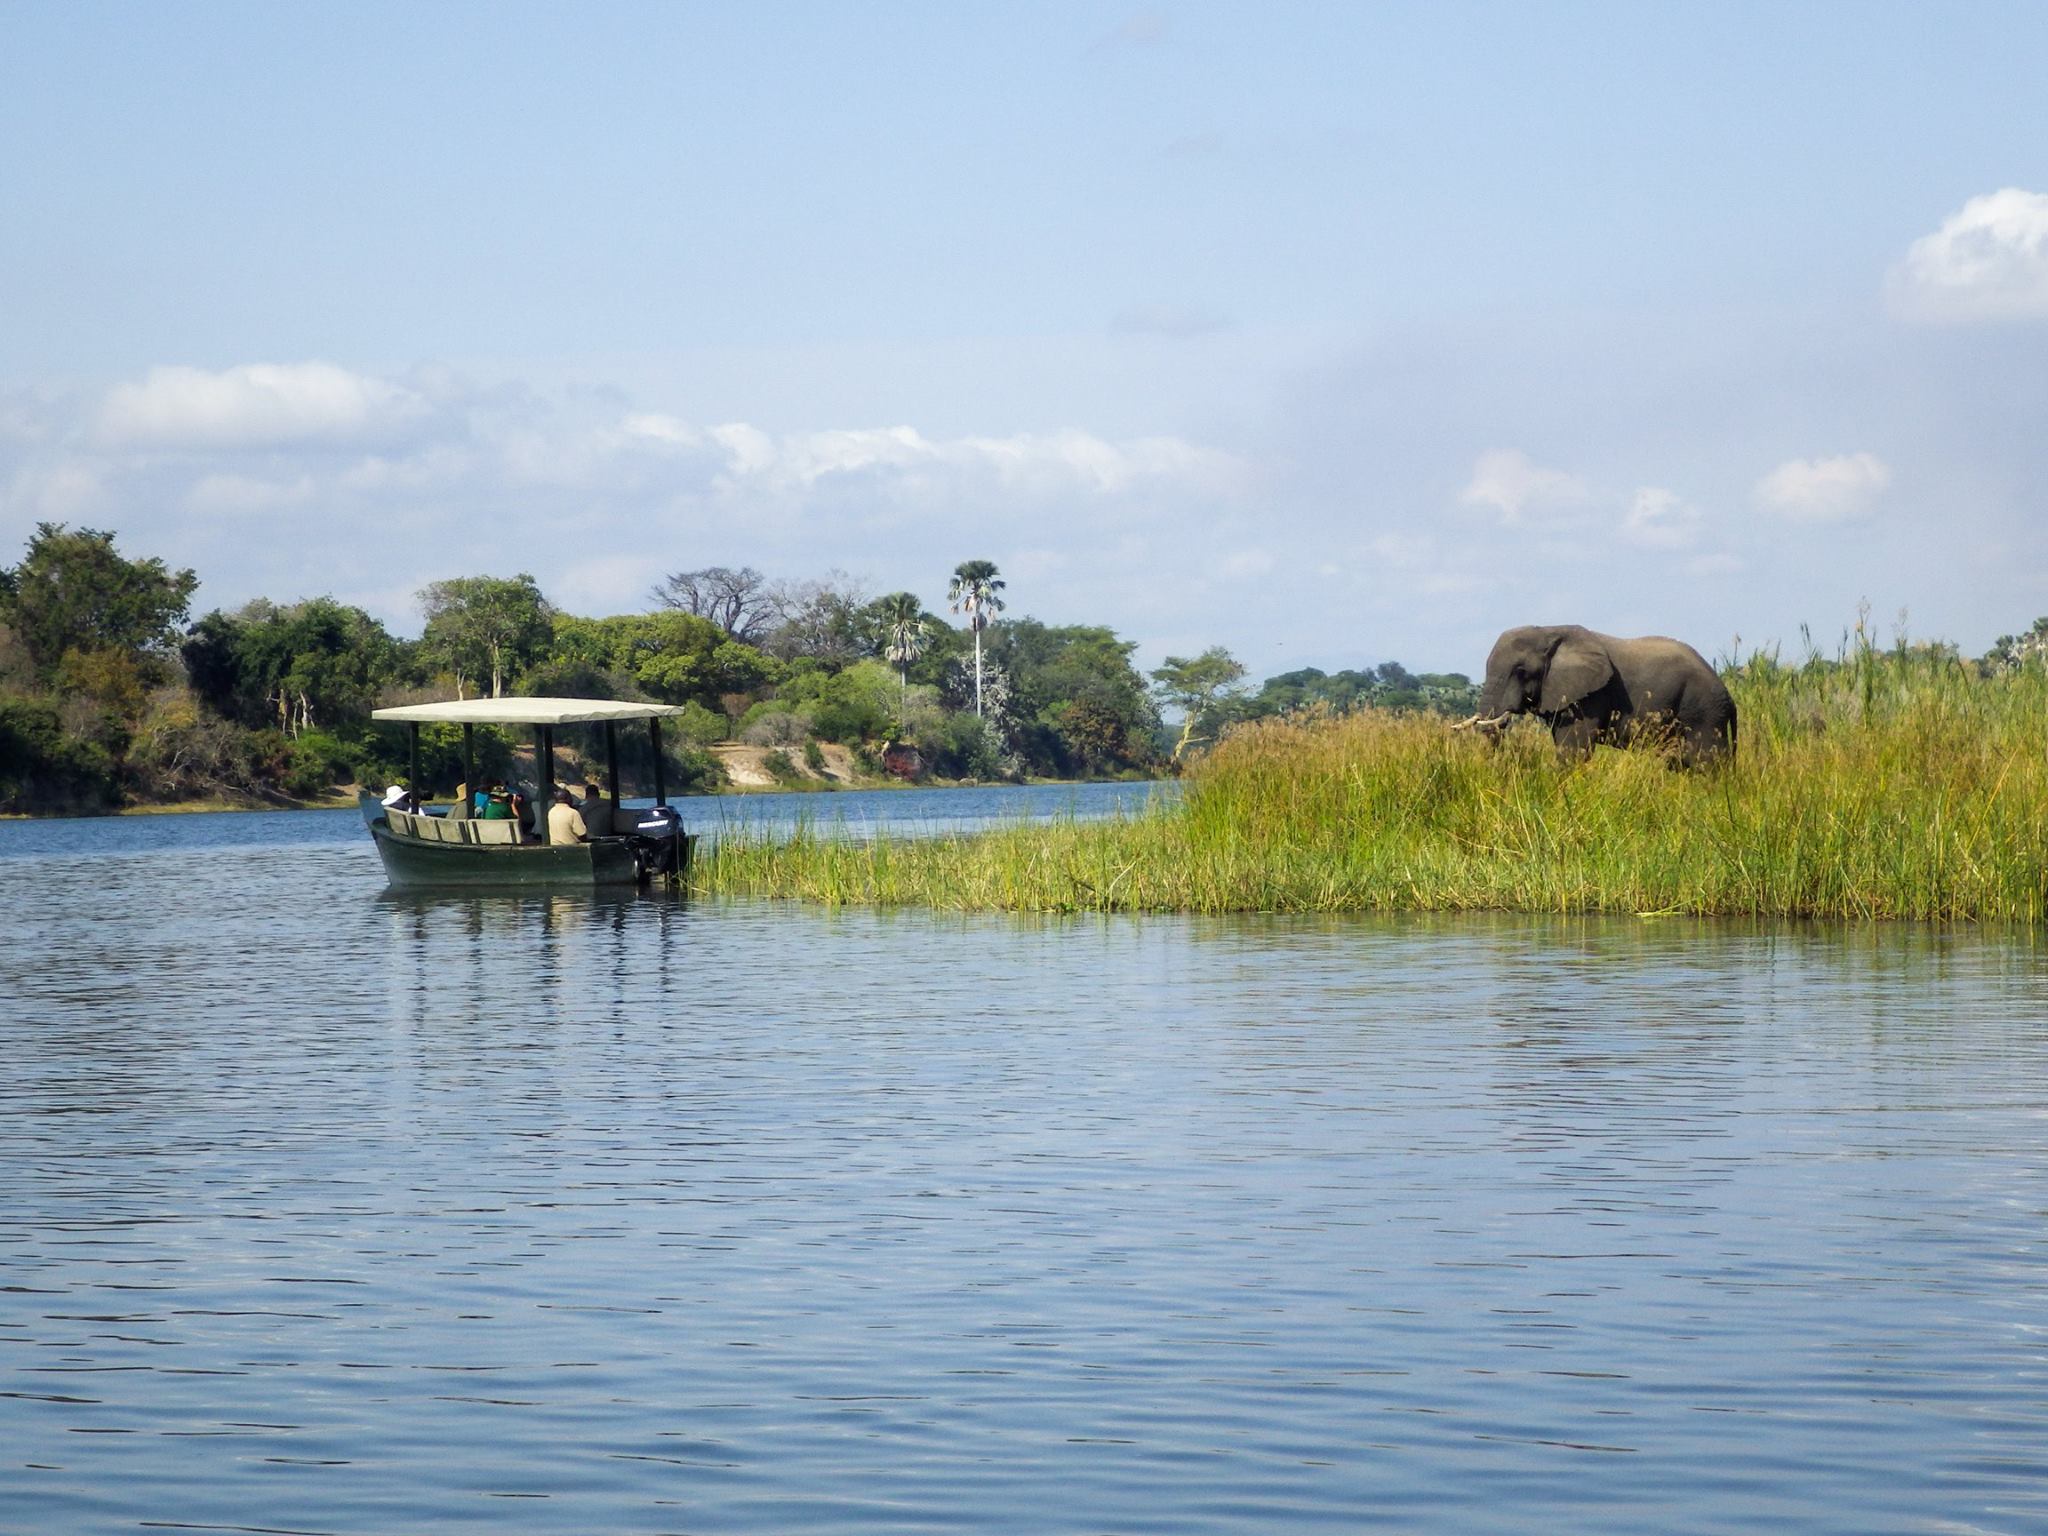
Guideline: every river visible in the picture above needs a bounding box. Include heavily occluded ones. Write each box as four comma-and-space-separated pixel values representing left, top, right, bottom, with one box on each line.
3, 786, 2045, 1533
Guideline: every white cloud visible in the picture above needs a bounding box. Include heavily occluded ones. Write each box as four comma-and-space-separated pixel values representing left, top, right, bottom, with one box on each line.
1459, 448, 1586, 524
186, 472, 315, 514
1620, 485, 1701, 549
1890, 188, 2048, 322
625, 413, 1241, 499
99, 362, 430, 447
1754, 452, 1892, 521
3, 460, 104, 520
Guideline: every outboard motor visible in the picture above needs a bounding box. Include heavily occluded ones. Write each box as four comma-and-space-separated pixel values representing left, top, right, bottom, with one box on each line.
628, 804, 688, 882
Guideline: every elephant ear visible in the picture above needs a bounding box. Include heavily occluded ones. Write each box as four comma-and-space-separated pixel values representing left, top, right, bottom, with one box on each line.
1540, 631, 1614, 714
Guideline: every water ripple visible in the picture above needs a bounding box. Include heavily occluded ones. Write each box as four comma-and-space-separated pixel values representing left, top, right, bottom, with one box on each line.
3, 821, 2047, 1532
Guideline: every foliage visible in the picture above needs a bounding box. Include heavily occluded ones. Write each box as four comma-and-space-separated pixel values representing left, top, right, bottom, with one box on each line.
776, 658, 899, 743
761, 748, 802, 783
0, 523, 197, 684
348, 721, 515, 797
0, 697, 120, 813
184, 598, 404, 734
983, 619, 1159, 775
741, 709, 809, 747
672, 699, 728, 748
419, 574, 553, 698
126, 693, 286, 804
1150, 646, 1248, 761
920, 712, 1012, 781
1232, 662, 1480, 722
877, 590, 929, 716
543, 611, 779, 706
803, 739, 827, 773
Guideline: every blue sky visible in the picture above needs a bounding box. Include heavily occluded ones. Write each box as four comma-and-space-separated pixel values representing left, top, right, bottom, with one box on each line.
4, 1, 2047, 678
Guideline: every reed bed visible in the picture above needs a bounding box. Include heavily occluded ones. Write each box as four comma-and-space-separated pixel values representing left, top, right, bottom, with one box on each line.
699, 648, 2048, 924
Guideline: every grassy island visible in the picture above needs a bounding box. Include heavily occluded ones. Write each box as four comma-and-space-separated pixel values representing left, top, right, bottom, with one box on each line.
700, 645, 2048, 924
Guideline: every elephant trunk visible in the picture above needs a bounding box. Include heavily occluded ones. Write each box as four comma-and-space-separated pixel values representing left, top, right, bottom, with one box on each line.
1470, 674, 1515, 726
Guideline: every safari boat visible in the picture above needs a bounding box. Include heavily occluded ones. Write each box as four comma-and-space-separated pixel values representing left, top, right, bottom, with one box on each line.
362, 698, 695, 889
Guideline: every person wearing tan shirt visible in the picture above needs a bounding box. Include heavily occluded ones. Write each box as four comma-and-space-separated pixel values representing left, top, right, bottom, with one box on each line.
546, 787, 588, 844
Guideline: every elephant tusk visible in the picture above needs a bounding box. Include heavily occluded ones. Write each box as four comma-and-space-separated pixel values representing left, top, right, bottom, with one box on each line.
1452, 712, 1511, 732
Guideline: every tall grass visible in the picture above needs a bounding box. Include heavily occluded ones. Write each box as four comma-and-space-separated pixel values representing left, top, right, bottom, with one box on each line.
700, 644, 2048, 923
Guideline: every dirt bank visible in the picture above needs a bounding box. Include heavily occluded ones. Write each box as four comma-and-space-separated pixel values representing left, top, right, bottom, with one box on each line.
709, 741, 865, 789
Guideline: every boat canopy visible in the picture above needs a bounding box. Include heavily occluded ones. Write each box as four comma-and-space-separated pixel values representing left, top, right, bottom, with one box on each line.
372, 697, 688, 726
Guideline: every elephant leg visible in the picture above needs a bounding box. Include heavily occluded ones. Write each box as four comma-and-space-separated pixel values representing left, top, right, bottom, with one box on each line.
1680, 718, 1735, 767
1550, 716, 1599, 760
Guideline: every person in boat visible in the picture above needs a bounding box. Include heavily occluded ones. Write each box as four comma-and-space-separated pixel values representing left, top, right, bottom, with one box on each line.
578, 780, 611, 838
547, 786, 588, 844
382, 783, 427, 813
480, 783, 517, 821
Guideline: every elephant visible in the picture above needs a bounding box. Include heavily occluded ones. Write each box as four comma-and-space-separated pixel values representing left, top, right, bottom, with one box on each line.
1458, 624, 1736, 764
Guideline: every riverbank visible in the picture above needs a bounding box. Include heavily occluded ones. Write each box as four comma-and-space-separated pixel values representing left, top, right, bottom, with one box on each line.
700, 649, 2048, 924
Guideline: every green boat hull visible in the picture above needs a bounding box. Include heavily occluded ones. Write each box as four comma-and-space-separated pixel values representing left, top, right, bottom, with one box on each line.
363, 802, 692, 890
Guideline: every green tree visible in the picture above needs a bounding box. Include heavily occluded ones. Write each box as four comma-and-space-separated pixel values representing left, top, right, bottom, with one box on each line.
537, 611, 782, 707
418, 575, 554, 698
183, 598, 402, 734
983, 619, 1158, 774
877, 591, 928, 724
1, 523, 197, 684
1150, 646, 1249, 761
947, 559, 1006, 716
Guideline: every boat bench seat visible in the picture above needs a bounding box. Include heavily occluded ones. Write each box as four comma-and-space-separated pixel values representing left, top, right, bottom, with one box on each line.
388, 809, 515, 846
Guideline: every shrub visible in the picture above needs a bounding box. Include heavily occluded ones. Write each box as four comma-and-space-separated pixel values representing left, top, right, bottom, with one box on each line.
674, 699, 727, 748
0, 696, 121, 813
741, 710, 809, 747
924, 713, 1011, 780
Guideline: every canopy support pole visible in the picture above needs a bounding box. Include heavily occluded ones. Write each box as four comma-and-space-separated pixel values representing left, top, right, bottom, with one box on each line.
650, 718, 667, 806
408, 723, 420, 805
539, 726, 556, 843
461, 725, 474, 817
604, 720, 620, 807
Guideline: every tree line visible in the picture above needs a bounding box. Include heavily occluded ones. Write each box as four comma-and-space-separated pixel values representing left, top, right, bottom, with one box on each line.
1, 522, 1488, 815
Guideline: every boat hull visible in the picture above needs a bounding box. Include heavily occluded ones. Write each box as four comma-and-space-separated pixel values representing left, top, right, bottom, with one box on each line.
364, 809, 691, 890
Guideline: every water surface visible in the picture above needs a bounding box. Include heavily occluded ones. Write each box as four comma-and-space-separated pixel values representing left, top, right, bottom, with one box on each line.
3, 806, 2045, 1533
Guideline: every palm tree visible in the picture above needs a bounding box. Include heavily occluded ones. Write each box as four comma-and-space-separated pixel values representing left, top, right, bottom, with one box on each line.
879, 591, 927, 725
947, 560, 1006, 716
